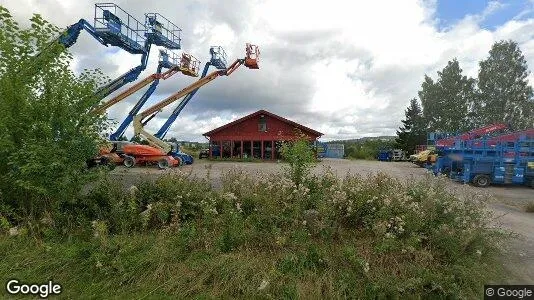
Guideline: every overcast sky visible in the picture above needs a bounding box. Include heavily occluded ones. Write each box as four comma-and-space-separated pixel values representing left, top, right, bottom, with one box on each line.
2, 0, 534, 141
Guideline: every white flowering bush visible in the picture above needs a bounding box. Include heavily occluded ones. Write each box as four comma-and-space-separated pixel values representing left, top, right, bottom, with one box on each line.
18, 167, 502, 299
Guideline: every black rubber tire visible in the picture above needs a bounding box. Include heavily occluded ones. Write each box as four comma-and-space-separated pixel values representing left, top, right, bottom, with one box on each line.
100, 157, 109, 166
157, 158, 170, 170
530, 178, 534, 189
473, 174, 491, 188
86, 159, 97, 168
123, 156, 136, 168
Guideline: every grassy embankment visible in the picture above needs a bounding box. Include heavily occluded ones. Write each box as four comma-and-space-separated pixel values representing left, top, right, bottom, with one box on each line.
1, 170, 506, 299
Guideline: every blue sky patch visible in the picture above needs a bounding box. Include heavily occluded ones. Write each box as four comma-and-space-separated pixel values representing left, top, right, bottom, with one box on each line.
436, 0, 533, 30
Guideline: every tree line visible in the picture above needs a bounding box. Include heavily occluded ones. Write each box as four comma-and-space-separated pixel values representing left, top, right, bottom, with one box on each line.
396, 40, 534, 154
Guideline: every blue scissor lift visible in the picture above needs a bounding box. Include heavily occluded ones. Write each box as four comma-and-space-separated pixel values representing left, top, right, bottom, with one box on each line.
437, 137, 534, 187
461, 138, 534, 187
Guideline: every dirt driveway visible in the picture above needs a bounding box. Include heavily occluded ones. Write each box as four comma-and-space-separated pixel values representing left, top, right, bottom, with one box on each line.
110, 158, 534, 283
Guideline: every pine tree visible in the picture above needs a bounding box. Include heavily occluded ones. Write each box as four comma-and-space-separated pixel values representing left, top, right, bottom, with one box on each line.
477, 40, 534, 129
396, 98, 427, 154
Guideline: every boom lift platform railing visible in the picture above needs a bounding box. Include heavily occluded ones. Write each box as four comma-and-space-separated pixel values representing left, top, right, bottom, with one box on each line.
145, 13, 181, 49
93, 4, 185, 99
33, 3, 185, 101
93, 3, 147, 54
133, 43, 259, 155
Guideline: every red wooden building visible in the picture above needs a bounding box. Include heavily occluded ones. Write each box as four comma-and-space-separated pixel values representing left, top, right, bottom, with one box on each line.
203, 110, 323, 159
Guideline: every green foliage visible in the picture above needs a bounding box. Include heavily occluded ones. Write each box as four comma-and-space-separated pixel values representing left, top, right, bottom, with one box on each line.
419, 59, 476, 132
343, 139, 396, 159
281, 132, 316, 185
395, 98, 426, 154
413, 40, 533, 139
1, 169, 505, 299
0, 7, 108, 230
477, 40, 534, 129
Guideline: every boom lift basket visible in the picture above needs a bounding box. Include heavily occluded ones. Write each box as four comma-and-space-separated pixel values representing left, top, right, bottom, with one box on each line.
94, 3, 147, 54
180, 53, 200, 77
245, 43, 260, 69
158, 50, 180, 69
209, 46, 228, 69
145, 13, 182, 49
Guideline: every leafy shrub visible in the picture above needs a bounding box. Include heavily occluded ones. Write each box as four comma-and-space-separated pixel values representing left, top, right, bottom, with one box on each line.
281, 132, 316, 186
0, 7, 109, 232
5, 168, 504, 298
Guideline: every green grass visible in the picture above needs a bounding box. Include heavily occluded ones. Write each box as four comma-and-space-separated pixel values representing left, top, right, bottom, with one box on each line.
1, 230, 503, 299
1, 170, 506, 299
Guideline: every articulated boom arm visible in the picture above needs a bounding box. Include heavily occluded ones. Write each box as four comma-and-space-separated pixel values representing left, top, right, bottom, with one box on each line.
133, 44, 259, 153
436, 123, 508, 147
225, 59, 245, 76
93, 51, 199, 114
93, 43, 151, 99
103, 53, 200, 141
152, 60, 246, 139
155, 61, 213, 139
108, 65, 164, 141
30, 19, 108, 74
60, 19, 107, 48
93, 69, 158, 114
155, 46, 228, 139
134, 69, 227, 152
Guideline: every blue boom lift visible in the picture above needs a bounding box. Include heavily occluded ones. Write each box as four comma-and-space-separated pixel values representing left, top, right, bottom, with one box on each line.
37, 4, 182, 100
93, 5, 183, 99
154, 46, 228, 140
146, 46, 228, 165
106, 50, 200, 142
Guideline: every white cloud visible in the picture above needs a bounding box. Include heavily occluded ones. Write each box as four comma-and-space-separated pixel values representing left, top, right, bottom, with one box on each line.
2, 0, 534, 142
